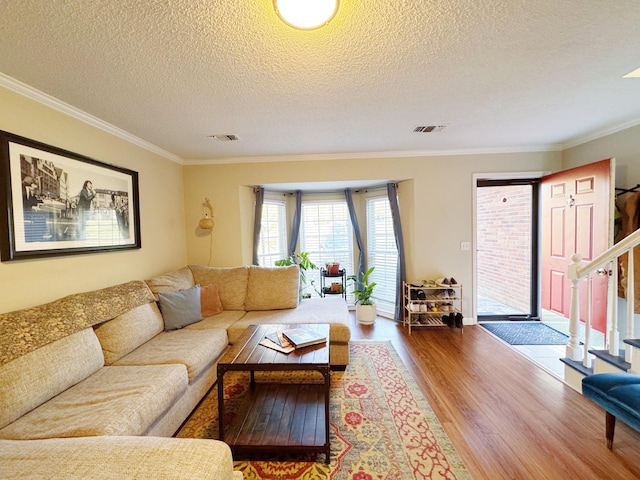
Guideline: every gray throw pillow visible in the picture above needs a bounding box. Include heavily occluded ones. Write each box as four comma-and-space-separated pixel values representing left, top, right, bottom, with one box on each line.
158, 285, 202, 330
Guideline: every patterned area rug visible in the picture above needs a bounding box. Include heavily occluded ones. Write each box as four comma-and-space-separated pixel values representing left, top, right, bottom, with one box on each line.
177, 341, 472, 479
480, 321, 569, 345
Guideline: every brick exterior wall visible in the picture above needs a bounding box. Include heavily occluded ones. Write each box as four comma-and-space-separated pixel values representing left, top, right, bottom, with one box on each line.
477, 185, 532, 314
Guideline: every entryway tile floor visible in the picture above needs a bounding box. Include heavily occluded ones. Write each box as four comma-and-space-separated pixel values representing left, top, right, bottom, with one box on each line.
510, 343, 566, 379
478, 297, 606, 382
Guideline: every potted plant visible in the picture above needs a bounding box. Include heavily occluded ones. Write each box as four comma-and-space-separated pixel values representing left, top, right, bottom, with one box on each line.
275, 252, 319, 299
347, 266, 377, 324
325, 261, 340, 275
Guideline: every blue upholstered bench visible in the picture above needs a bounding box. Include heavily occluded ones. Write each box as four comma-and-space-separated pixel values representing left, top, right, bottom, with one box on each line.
582, 373, 640, 448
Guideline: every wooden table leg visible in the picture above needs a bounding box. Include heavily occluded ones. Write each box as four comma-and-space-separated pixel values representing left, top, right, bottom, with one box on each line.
322, 366, 331, 464
217, 366, 226, 441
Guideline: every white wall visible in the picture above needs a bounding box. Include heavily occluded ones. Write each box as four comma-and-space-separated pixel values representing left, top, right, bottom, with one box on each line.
563, 124, 640, 189
183, 152, 561, 318
0, 87, 188, 313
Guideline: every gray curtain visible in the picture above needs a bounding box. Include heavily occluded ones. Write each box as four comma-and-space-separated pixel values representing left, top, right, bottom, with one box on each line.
288, 190, 302, 257
252, 187, 264, 265
344, 189, 365, 285
387, 182, 407, 320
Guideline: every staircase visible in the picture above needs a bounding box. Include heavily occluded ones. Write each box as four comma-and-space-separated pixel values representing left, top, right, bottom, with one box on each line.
561, 228, 640, 392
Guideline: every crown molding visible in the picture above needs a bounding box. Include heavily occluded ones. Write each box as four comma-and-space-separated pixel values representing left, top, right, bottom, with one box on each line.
183, 143, 563, 166
0, 72, 184, 164
562, 117, 640, 150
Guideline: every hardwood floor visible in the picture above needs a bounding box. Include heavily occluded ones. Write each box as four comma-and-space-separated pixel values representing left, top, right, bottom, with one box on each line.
349, 315, 640, 480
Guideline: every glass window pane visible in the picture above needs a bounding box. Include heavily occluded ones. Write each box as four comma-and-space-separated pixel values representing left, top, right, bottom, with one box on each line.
300, 201, 354, 298
257, 200, 287, 267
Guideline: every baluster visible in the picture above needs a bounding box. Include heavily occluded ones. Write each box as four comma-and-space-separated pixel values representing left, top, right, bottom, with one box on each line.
609, 260, 620, 356
567, 254, 583, 361
583, 275, 592, 368
625, 248, 635, 362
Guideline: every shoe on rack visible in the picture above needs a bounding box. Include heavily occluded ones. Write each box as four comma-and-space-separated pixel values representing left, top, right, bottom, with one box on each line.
417, 290, 426, 300
454, 312, 463, 328
442, 314, 451, 327
419, 303, 427, 312
449, 277, 458, 285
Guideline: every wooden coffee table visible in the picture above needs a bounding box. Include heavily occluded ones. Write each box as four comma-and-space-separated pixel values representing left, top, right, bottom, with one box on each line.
217, 324, 331, 463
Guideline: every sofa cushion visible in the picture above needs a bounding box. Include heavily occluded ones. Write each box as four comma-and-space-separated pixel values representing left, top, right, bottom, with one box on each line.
158, 286, 203, 330
201, 283, 224, 317
0, 436, 243, 480
93, 302, 164, 365
185, 310, 247, 334
114, 328, 228, 382
0, 364, 187, 439
245, 265, 299, 311
145, 267, 195, 301
189, 265, 249, 311
230, 296, 351, 344
0, 328, 104, 430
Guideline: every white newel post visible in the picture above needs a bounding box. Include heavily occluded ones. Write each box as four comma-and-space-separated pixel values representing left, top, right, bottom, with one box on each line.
567, 254, 583, 361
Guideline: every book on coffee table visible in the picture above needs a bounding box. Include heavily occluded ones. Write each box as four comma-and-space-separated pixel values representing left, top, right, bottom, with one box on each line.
259, 337, 296, 354
261, 328, 327, 353
281, 328, 327, 349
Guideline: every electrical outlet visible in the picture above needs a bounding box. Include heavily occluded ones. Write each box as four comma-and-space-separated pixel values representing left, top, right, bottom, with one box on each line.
460, 241, 471, 251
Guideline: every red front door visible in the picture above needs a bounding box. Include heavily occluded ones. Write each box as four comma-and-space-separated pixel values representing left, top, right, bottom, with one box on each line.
541, 159, 613, 332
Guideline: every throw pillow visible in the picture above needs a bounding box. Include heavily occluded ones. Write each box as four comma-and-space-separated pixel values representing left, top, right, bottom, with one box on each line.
158, 285, 202, 330
200, 283, 223, 317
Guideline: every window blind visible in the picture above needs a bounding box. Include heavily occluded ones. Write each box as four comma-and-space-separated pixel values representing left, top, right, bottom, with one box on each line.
366, 196, 398, 309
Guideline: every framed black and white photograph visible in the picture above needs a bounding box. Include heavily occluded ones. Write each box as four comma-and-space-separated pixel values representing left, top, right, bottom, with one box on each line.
0, 131, 141, 261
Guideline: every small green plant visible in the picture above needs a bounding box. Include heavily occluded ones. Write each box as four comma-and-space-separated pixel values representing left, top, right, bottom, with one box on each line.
275, 252, 319, 298
347, 266, 376, 305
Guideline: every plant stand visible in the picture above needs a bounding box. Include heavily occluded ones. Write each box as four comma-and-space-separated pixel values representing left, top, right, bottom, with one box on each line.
320, 267, 346, 299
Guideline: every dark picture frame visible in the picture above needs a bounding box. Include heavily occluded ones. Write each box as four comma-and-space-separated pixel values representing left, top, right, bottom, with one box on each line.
0, 131, 141, 261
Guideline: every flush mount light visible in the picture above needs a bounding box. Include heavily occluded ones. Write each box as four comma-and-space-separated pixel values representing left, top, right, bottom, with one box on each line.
273, 0, 339, 30
623, 67, 640, 78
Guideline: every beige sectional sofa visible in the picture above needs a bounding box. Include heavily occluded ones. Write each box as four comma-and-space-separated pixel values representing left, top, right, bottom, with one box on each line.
0, 264, 350, 479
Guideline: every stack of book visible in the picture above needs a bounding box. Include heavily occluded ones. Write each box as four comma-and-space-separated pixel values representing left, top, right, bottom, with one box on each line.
259, 328, 327, 353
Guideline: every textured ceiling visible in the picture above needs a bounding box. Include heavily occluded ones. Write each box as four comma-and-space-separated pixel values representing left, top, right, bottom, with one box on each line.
0, 0, 639, 163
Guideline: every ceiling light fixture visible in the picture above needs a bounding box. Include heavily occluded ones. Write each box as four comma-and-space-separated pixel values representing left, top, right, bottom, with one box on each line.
273, 0, 339, 30
623, 67, 640, 78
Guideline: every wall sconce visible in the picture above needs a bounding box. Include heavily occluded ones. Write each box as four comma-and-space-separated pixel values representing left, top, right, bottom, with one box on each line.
273, 0, 339, 30
199, 197, 214, 230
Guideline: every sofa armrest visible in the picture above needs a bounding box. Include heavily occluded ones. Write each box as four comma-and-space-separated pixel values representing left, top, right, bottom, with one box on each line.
0, 436, 242, 480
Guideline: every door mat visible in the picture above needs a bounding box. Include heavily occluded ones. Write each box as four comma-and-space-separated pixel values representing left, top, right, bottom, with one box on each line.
480, 321, 569, 345
176, 341, 472, 480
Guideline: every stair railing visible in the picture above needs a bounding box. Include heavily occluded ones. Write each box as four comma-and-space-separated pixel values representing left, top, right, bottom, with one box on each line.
567, 228, 640, 368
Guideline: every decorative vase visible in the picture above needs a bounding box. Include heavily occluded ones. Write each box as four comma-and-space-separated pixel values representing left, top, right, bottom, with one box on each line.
356, 303, 376, 325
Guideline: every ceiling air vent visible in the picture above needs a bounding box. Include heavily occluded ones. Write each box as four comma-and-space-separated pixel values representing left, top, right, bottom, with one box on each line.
413, 125, 447, 133
208, 134, 239, 142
